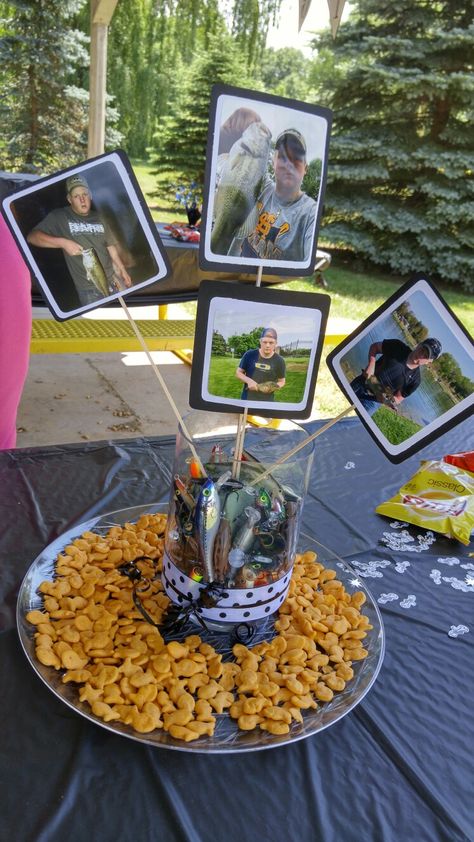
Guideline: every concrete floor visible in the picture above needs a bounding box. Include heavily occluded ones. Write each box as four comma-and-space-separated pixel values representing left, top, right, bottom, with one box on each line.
16, 349, 193, 447
16, 304, 195, 448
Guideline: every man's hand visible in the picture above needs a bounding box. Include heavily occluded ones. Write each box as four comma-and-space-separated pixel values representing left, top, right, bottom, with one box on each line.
108, 245, 132, 288
61, 239, 83, 257
392, 392, 404, 405
247, 379, 259, 391
119, 268, 132, 288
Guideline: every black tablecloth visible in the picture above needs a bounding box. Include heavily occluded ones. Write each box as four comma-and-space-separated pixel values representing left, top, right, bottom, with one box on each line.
1, 418, 473, 842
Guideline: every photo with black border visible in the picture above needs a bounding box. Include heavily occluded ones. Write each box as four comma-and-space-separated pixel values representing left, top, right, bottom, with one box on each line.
199, 84, 332, 277
1, 150, 170, 320
189, 280, 330, 419
327, 275, 474, 463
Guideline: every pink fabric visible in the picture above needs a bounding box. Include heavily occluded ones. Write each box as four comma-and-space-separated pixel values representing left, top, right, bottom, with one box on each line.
0, 216, 32, 449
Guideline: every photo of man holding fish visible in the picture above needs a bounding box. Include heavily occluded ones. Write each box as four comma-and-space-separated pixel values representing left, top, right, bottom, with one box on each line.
27, 174, 132, 306
201, 86, 332, 276
3, 151, 170, 321
236, 327, 286, 401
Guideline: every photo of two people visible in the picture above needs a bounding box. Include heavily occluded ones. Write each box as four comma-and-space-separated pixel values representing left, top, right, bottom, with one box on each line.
200, 85, 332, 276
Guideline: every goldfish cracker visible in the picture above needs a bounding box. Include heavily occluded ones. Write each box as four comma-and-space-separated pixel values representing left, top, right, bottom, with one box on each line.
187, 720, 215, 737
376, 458, 474, 545
259, 719, 290, 736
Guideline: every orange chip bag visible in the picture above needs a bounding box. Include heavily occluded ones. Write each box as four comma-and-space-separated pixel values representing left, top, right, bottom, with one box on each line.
376, 459, 474, 545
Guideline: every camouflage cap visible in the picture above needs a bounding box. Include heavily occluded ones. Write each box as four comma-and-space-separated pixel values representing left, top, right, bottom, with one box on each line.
65, 174, 90, 194
275, 128, 307, 158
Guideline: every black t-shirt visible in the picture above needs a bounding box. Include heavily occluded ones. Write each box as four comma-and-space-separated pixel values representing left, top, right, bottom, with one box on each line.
375, 339, 421, 397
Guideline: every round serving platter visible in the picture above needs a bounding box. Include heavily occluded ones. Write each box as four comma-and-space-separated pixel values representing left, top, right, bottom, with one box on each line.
17, 503, 385, 753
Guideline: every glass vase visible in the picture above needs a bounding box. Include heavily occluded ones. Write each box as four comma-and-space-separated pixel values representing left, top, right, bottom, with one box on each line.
162, 411, 314, 627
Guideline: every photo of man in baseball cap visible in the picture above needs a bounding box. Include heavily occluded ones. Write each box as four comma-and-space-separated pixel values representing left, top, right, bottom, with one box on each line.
236, 326, 286, 401
27, 171, 132, 306
220, 115, 317, 263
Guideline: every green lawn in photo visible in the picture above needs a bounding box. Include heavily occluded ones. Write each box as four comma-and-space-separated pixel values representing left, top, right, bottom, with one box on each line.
208, 355, 309, 403
372, 405, 423, 444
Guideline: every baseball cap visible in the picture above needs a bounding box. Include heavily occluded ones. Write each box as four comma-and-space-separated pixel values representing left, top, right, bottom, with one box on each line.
275, 129, 307, 158
261, 327, 278, 340
66, 174, 90, 194
421, 338, 442, 360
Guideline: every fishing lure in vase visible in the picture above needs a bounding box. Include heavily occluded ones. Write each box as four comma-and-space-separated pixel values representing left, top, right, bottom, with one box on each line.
194, 478, 221, 583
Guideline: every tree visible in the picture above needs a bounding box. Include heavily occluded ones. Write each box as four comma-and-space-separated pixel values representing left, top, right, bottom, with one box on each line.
105, 0, 159, 158
311, 0, 474, 291
149, 31, 252, 204
302, 157, 322, 200
103, 0, 224, 159
259, 46, 313, 101
0, 0, 90, 172
228, 327, 264, 357
229, 0, 281, 68
211, 330, 227, 355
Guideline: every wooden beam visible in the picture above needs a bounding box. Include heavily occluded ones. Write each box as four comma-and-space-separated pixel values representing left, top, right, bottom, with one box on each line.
92, 0, 119, 25
88, 0, 119, 158
298, 0, 312, 31
327, 0, 347, 38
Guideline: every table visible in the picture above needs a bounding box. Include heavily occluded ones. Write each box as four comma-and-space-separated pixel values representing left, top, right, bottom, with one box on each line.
1, 417, 473, 842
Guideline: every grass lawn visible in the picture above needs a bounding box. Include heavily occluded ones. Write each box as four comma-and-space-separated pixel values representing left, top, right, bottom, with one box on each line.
131, 158, 474, 418
131, 159, 188, 224
372, 405, 423, 444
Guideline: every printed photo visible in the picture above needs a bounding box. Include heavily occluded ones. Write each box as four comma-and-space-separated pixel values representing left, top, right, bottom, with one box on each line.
1, 151, 170, 320
199, 84, 332, 276
189, 281, 330, 419
327, 276, 474, 462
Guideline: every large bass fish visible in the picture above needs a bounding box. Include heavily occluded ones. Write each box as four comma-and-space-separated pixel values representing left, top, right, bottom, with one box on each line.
211, 120, 272, 256
82, 247, 110, 297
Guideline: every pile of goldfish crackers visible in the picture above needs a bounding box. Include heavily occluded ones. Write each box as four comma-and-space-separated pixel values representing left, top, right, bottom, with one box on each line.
26, 512, 371, 742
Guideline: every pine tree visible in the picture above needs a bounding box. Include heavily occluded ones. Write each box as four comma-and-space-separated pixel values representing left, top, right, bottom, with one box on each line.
149, 31, 252, 204
312, 0, 474, 291
0, 0, 90, 172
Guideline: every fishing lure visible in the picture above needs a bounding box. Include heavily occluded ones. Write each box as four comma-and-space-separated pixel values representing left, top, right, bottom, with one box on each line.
256, 487, 272, 512
232, 506, 260, 553
174, 474, 195, 511
194, 478, 221, 583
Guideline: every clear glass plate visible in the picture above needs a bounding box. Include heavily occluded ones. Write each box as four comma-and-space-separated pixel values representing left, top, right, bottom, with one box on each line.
17, 503, 385, 753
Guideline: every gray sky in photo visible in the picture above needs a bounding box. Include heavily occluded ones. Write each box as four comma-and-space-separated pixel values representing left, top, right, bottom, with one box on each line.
211, 297, 317, 347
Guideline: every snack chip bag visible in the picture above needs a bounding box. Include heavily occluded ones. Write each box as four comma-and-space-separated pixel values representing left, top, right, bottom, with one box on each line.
376, 459, 474, 545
